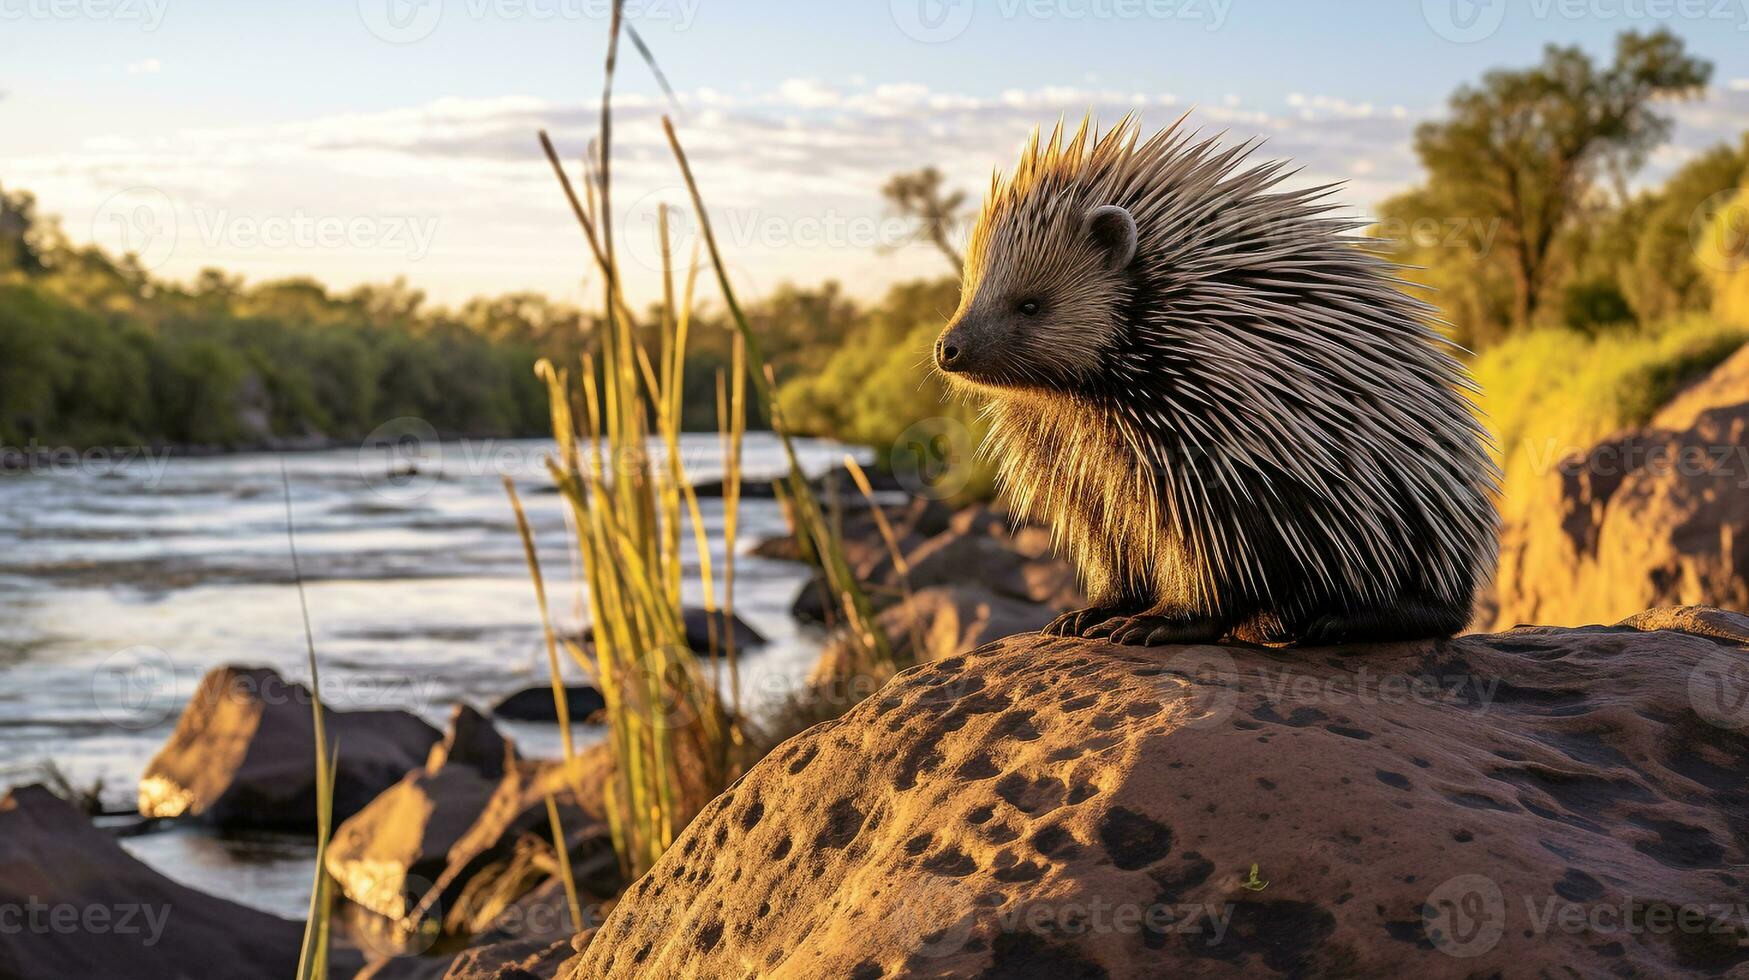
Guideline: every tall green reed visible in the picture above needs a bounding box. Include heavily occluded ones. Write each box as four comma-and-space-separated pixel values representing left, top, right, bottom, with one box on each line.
512, 0, 894, 884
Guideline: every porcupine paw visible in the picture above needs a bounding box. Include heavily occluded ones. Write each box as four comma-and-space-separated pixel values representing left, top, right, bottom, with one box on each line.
1042, 604, 1128, 637
1084, 615, 1227, 647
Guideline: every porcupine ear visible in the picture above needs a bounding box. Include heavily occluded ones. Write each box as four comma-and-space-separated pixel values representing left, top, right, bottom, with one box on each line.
1084, 204, 1138, 272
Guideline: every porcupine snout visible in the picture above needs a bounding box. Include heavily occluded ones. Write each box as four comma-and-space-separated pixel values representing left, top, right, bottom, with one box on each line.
933, 332, 962, 371
934, 312, 1003, 377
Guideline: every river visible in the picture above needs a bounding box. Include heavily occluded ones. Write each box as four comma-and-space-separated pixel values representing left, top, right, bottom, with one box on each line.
0, 433, 860, 918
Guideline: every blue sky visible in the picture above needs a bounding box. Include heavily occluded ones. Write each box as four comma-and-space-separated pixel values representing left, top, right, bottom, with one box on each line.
5, 0, 1748, 304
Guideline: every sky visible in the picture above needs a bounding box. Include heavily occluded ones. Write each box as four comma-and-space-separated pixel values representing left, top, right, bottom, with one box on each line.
4, 0, 1749, 309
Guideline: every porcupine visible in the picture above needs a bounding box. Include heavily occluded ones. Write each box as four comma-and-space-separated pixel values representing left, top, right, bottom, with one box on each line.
932, 114, 1499, 646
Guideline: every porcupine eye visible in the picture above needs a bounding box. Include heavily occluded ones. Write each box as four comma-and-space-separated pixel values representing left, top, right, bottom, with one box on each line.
1017, 300, 1040, 316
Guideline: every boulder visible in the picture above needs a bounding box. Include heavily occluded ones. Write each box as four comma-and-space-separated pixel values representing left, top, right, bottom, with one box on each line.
440, 938, 574, 979
691, 461, 906, 500
809, 584, 1061, 683
327, 699, 614, 936
1649, 341, 1749, 431
429, 704, 519, 778
681, 607, 765, 654
561, 607, 1749, 978
327, 706, 521, 922
0, 785, 360, 980
580, 607, 764, 657
358, 878, 603, 980
491, 686, 608, 725
751, 495, 954, 572
411, 746, 616, 938
1492, 345, 1749, 630
138, 665, 441, 829
786, 502, 1081, 627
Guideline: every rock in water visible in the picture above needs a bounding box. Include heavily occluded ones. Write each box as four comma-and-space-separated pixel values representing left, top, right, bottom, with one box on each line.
560, 607, 1749, 978
579, 607, 764, 657
138, 665, 441, 829
491, 685, 608, 724
0, 785, 359, 979
1492, 344, 1749, 629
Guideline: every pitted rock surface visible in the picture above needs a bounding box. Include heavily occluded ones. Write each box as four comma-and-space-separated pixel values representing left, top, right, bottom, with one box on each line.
560, 607, 1749, 978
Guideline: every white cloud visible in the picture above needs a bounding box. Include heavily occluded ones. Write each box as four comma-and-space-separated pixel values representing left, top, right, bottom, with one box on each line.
126, 59, 161, 75
11, 77, 1747, 306
775, 78, 841, 109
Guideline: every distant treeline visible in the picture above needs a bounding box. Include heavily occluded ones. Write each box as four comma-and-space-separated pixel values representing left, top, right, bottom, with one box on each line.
0, 185, 912, 450
6, 30, 1747, 462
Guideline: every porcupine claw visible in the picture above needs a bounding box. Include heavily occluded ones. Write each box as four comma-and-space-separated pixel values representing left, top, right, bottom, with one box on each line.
1042, 604, 1128, 637
1085, 614, 1227, 647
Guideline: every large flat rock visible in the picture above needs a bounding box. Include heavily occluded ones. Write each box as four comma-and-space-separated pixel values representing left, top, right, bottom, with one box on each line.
560, 606, 1749, 978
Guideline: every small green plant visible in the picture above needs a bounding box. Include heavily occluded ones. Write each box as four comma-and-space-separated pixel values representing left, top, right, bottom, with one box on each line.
1241, 863, 1269, 891
285, 465, 339, 980
34, 760, 107, 816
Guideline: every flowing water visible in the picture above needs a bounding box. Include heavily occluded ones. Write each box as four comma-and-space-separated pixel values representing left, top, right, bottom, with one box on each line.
0, 434, 861, 919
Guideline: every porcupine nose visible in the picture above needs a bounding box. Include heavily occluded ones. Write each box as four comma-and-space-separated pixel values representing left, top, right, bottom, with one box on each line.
935, 335, 963, 372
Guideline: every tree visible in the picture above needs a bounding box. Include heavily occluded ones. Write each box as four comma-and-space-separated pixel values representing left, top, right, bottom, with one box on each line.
1409, 30, 1710, 328
0, 184, 48, 276
1622, 139, 1749, 322
880, 167, 967, 275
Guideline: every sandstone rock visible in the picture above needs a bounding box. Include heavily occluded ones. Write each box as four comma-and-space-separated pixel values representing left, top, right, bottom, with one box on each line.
752, 496, 954, 572
810, 584, 1061, 683
359, 937, 573, 980
440, 938, 574, 979
328, 706, 521, 922
138, 665, 441, 829
1491, 357, 1749, 630
0, 785, 359, 980
562, 608, 1749, 978
357, 875, 606, 980
490, 686, 608, 725
411, 746, 616, 938
787, 500, 1081, 629
328, 701, 615, 936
